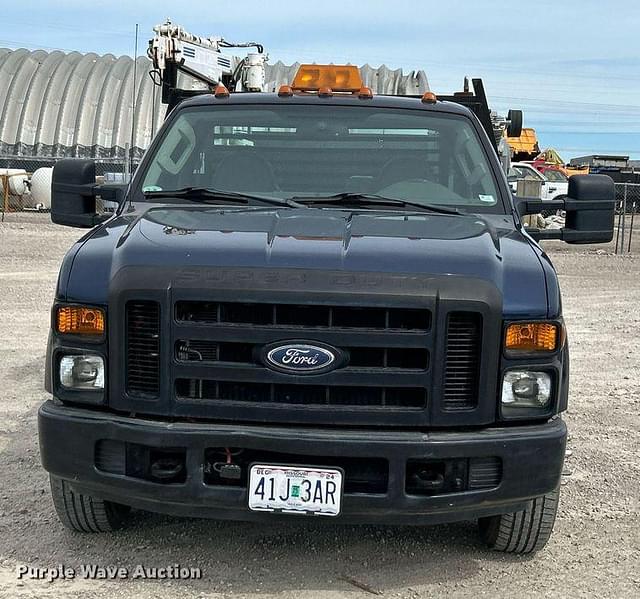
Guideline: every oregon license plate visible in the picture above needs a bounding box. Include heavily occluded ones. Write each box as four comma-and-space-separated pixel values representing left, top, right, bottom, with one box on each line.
248, 464, 343, 516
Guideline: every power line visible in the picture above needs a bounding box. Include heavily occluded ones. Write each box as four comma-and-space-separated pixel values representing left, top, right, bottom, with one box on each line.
1, 18, 139, 38
266, 45, 640, 84
492, 95, 640, 110
0, 39, 82, 53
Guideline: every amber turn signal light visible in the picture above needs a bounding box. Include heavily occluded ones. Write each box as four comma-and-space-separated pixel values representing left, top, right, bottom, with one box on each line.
57, 306, 105, 335
505, 322, 560, 352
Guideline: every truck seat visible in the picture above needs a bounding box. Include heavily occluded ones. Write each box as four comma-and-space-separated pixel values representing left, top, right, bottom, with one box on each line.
376, 157, 431, 190
210, 151, 279, 192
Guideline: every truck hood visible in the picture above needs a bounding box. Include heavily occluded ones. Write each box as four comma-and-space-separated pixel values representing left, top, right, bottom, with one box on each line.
61, 206, 550, 317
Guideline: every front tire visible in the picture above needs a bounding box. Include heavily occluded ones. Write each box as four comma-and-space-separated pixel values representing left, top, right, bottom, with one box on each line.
478, 487, 560, 554
50, 475, 130, 532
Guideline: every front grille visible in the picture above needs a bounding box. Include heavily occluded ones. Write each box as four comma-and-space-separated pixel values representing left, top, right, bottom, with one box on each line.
126, 301, 161, 397
176, 379, 427, 408
120, 290, 493, 425
176, 301, 430, 331
443, 312, 482, 410
171, 300, 433, 421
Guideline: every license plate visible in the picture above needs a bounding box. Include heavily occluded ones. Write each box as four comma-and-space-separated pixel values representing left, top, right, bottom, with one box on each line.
248, 464, 343, 516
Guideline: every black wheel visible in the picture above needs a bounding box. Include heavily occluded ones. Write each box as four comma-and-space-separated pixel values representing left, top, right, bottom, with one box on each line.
50, 475, 130, 532
478, 487, 560, 554
507, 109, 523, 138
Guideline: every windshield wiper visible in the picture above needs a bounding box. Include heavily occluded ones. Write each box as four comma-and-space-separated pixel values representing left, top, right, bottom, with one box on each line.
144, 187, 306, 209
289, 192, 465, 215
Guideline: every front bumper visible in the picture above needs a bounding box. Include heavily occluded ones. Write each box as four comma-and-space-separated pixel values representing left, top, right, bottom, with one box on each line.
39, 400, 566, 525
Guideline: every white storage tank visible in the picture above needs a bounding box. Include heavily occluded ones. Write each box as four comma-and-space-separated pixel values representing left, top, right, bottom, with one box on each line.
29, 167, 54, 210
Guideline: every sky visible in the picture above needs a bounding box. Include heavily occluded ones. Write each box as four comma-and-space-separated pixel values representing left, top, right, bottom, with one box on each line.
2, 0, 639, 160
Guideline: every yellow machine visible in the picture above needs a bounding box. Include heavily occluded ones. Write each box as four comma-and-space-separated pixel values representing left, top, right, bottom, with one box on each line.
535, 149, 589, 177
565, 165, 590, 176
505, 128, 540, 161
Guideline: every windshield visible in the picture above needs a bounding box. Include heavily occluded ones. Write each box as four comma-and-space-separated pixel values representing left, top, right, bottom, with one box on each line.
138, 104, 503, 212
509, 165, 542, 181
542, 169, 568, 182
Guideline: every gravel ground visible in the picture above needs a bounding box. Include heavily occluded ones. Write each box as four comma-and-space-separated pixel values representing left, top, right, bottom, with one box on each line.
0, 213, 638, 599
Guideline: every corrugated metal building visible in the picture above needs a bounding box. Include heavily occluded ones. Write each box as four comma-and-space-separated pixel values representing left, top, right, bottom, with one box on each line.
0, 47, 428, 171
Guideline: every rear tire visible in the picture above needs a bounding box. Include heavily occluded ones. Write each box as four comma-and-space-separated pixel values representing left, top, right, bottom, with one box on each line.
50, 475, 130, 532
478, 487, 560, 554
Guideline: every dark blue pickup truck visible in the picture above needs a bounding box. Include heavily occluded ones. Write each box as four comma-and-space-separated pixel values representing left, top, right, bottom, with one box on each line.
39, 66, 615, 554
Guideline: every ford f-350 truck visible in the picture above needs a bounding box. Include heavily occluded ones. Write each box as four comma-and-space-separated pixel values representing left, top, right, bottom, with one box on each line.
40, 64, 615, 554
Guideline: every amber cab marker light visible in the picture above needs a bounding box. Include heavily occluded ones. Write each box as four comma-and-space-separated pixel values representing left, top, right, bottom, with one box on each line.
421, 91, 437, 104
278, 85, 294, 97
214, 83, 230, 98
57, 306, 105, 335
505, 322, 559, 352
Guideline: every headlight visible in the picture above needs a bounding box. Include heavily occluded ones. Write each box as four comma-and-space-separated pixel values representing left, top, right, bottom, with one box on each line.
60, 355, 104, 390
501, 370, 551, 417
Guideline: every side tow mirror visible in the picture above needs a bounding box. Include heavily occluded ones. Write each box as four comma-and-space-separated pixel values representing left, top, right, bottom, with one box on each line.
563, 175, 616, 244
51, 159, 126, 228
517, 175, 615, 245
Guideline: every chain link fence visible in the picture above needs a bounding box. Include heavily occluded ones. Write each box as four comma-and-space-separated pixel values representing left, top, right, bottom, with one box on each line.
614, 183, 638, 254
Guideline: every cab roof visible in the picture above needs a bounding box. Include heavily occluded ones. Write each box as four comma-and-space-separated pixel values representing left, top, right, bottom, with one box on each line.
178, 91, 476, 118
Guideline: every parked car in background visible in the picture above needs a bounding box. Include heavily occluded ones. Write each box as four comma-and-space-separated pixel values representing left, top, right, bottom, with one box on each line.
532, 163, 570, 183
509, 162, 569, 202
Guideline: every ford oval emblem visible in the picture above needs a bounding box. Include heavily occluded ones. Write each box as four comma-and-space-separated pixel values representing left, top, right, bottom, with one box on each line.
262, 342, 343, 375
